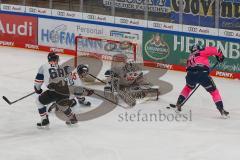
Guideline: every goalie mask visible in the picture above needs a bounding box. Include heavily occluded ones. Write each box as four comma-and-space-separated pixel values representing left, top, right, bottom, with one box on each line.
77, 64, 89, 78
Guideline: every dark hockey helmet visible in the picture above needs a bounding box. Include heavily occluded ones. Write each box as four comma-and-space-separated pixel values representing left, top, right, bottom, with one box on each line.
77, 64, 89, 77
190, 43, 203, 52
104, 70, 113, 77
48, 52, 59, 62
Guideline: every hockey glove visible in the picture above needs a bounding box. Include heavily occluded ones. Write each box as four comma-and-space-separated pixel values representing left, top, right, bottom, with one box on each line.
216, 49, 225, 63
85, 89, 94, 96
216, 54, 225, 63
34, 86, 42, 94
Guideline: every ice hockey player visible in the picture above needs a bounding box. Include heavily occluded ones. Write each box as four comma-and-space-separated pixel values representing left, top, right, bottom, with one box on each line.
34, 52, 92, 128
46, 64, 94, 125
174, 44, 229, 118
34, 52, 72, 128
74, 64, 93, 106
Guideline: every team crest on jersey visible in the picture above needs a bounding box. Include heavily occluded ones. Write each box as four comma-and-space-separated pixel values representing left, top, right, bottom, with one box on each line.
144, 33, 170, 61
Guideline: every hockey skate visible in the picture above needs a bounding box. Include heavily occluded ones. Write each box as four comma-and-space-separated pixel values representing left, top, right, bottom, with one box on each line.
167, 104, 182, 113
37, 115, 50, 129
218, 108, 230, 119
66, 114, 78, 126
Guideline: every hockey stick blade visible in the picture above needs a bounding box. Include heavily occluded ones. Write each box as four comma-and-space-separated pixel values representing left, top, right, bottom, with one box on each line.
2, 96, 12, 105
2, 91, 35, 105
166, 104, 176, 109
94, 92, 132, 109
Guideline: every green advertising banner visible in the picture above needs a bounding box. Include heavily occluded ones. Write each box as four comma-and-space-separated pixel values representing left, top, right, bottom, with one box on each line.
143, 31, 240, 73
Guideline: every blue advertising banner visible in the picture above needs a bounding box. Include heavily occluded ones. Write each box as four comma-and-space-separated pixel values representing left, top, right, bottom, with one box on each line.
171, 0, 240, 30
170, 0, 215, 27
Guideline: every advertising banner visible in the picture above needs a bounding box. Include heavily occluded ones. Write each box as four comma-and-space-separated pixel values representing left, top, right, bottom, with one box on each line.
0, 13, 38, 48
171, 0, 215, 27
103, 0, 172, 20
103, 0, 171, 13
171, 0, 240, 30
219, 1, 240, 30
0, 4, 25, 13
38, 18, 142, 50
142, 31, 240, 76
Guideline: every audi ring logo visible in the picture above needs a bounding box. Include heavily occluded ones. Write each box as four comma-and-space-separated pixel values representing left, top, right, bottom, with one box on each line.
188, 27, 198, 32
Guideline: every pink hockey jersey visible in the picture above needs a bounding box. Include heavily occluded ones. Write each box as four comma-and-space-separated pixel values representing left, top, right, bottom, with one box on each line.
187, 46, 223, 68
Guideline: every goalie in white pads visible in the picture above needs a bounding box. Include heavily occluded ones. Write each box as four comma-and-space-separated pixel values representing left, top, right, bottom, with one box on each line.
104, 59, 159, 106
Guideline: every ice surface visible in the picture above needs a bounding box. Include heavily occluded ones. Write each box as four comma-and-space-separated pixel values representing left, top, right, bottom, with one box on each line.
0, 46, 240, 160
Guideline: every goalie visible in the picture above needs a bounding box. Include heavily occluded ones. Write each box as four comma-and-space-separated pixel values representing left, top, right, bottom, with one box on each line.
104, 58, 159, 106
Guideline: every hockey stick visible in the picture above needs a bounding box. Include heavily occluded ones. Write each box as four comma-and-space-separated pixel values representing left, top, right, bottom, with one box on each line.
88, 73, 137, 108
88, 74, 106, 84
2, 91, 35, 105
93, 92, 132, 109
167, 62, 219, 109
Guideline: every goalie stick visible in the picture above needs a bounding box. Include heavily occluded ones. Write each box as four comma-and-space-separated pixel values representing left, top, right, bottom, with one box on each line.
88, 73, 106, 84
166, 62, 219, 109
93, 92, 133, 109
87, 74, 136, 108
2, 91, 35, 105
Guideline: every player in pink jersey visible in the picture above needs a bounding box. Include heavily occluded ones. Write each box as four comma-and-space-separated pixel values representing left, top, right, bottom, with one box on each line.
175, 44, 229, 117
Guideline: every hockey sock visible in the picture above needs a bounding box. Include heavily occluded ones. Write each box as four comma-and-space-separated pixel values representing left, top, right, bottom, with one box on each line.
215, 101, 224, 111
210, 89, 224, 110
38, 106, 47, 119
176, 85, 192, 105
180, 85, 192, 98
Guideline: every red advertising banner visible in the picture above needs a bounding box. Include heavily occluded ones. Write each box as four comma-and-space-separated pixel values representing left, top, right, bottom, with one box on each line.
0, 13, 38, 47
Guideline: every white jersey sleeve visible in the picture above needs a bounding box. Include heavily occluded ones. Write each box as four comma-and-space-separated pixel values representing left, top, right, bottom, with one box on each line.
34, 65, 45, 90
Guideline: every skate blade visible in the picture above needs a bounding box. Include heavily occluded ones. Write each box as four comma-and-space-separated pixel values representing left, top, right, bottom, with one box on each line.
220, 115, 230, 119
65, 121, 78, 127
175, 109, 181, 114
37, 124, 50, 130
66, 123, 78, 127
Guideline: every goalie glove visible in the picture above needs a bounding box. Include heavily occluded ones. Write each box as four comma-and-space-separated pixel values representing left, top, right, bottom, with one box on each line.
85, 89, 94, 96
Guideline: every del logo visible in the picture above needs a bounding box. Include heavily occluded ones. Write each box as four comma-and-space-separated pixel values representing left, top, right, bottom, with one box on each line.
144, 33, 169, 61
